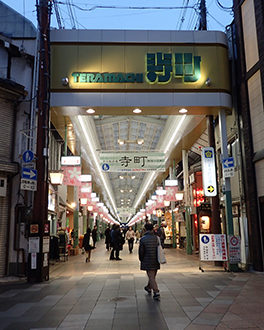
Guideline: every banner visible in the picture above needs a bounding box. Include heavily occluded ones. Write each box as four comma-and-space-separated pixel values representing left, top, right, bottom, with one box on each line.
165, 186, 178, 201
100, 151, 165, 172
62, 166, 81, 186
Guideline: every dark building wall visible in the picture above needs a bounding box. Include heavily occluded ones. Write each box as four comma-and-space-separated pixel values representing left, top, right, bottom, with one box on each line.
233, 0, 264, 271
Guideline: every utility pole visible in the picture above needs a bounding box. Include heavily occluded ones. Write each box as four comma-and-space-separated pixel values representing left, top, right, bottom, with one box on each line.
28, 0, 51, 282
198, 0, 207, 31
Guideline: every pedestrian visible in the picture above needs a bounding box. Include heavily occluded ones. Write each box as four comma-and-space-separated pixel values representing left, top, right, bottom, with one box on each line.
139, 222, 160, 300
135, 229, 140, 243
159, 223, 166, 249
105, 225, 111, 251
126, 226, 135, 253
110, 224, 123, 260
92, 225, 97, 248
82, 228, 93, 262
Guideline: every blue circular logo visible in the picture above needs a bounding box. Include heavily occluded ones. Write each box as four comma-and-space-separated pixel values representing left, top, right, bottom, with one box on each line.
102, 163, 110, 171
201, 235, 210, 244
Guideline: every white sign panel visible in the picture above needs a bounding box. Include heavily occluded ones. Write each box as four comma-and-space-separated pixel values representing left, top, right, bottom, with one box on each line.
20, 179, 37, 191
29, 237, 40, 253
100, 151, 165, 172
228, 235, 241, 264
61, 156, 81, 166
200, 234, 228, 261
31, 253, 37, 269
201, 147, 217, 197
43, 236, 50, 253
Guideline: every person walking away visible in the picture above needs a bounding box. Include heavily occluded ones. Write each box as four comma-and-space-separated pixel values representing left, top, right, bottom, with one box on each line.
126, 226, 135, 253
110, 225, 123, 260
105, 225, 111, 251
135, 229, 140, 243
159, 223, 166, 249
139, 222, 160, 300
82, 228, 93, 262
92, 225, 97, 248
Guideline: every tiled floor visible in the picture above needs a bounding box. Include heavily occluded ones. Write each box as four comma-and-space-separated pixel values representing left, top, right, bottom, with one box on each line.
0, 240, 264, 330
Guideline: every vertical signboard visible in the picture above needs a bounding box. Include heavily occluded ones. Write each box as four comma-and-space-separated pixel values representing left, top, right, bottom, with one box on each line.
201, 147, 217, 197
228, 235, 241, 264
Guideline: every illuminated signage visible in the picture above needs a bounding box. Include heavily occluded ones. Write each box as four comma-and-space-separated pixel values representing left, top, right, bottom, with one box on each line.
72, 52, 201, 85
201, 147, 217, 197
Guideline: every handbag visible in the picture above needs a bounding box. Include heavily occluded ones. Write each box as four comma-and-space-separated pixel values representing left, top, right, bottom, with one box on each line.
157, 236, 166, 264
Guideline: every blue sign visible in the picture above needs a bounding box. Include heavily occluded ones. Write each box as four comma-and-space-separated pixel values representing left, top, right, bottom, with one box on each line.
201, 235, 210, 244
222, 157, 234, 168
22, 150, 34, 163
22, 168, 37, 180
102, 163, 110, 171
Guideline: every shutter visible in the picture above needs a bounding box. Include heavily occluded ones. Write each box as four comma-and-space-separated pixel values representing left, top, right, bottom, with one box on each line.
0, 99, 14, 161
0, 99, 14, 276
0, 175, 8, 276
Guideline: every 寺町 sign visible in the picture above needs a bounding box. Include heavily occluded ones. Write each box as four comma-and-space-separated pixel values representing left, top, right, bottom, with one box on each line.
100, 151, 165, 172
72, 52, 201, 85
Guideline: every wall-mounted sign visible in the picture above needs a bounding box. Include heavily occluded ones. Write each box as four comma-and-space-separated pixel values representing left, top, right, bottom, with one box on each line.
61, 156, 81, 166
30, 224, 39, 234
201, 147, 217, 197
100, 151, 165, 172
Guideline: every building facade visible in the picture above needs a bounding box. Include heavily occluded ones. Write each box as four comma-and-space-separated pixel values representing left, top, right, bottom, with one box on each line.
0, 1, 37, 276
232, 0, 264, 271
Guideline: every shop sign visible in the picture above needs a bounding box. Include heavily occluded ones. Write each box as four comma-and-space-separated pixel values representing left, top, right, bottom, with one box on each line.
100, 151, 165, 172
200, 234, 227, 261
201, 147, 217, 197
228, 235, 241, 264
72, 52, 201, 85
44, 223, 50, 234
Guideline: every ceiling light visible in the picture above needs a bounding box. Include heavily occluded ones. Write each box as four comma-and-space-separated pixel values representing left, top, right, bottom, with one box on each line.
131, 176, 136, 180
133, 108, 142, 114
118, 139, 125, 145
86, 108, 95, 114
129, 189, 133, 192
175, 192, 184, 201
120, 189, 124, 193
137, 138, 144, 145
119, 175, 124, 179
179, 108, 188, 114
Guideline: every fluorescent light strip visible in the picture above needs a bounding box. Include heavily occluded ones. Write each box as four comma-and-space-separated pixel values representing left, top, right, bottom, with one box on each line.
164, 115, 186, 153
133, 115, 186, 210
78, 116, 119, 219
133, 171, 156, 209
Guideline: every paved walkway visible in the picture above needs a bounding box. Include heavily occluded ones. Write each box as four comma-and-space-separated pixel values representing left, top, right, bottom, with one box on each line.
0, 240, 264, 330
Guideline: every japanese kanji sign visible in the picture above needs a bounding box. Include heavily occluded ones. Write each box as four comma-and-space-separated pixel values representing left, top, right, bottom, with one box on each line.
99, 152, 165, 172
200, 234, 228, 261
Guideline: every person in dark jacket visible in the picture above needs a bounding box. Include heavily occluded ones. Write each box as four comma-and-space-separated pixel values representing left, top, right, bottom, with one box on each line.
139, 222, 160, 300
82, 227, 92, 262
92, 225, 97, 248
105, 225, 111, 251
110, 224, 123, 260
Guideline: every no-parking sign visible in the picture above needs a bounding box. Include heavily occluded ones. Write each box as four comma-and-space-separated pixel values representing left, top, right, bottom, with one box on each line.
228, 235, 241, 263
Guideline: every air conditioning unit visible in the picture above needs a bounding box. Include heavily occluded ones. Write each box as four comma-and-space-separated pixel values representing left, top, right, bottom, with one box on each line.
0, 177, 7, 197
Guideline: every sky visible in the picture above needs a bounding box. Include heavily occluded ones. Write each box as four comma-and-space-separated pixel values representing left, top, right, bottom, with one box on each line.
2, 0, 233, 31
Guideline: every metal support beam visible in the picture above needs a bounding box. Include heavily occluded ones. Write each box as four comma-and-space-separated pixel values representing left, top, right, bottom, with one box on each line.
182, 150, 192, 255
